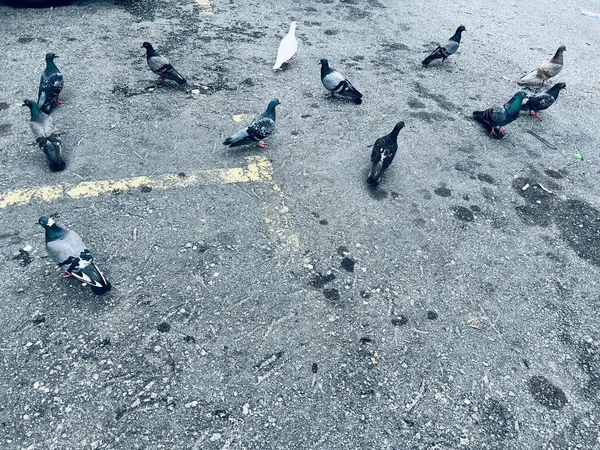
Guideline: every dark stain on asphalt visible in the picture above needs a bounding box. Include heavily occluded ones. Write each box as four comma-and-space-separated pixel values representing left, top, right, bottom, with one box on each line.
513, 177, 600, 266
0, 102, 9, 110
310, 272, 336, 289
470, 205, 481, 212
0, 123, 12, 135
324, 29, 339, 36
17, 36, 35, 43
413, 82, 458, 111
528, 376, 568, 409
455, 159, 481, 175
368, 188, 389, 200
157, 322, 171, 333
115, 0, 160, 21
323, 288, 341, 303
381, 42, 410, 52
572, 338, 600, 399
319, 219, 329, 225
481, 399, 516, 439
477, 173, 495, 184
419, 189, 432, 200
452, 206, 474, 222
407, 97, 426, 109
255, 351, 284, 372
341, 257, 355, 272
391, 191, 400, 199
555, 200, 600, 267
427, 311, 438, 320
410, 111, 455, 123
545, 169, 563, 179
434, 186, 451, 197
140, 185, 152, 193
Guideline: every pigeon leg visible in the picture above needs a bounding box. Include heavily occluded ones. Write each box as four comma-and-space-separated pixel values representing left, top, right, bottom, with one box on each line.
323, 92, 333, 99
541, 80, 549, 87
286, 56, 295, 64
441, 59, 447, 67
446, 57, 453, 62
257, 141, 267, 148
529, 111, 543, 120
157, 77, 165, 83
499, 128, 506, 136
63, 272, 72, 278
56, 99, 66, 105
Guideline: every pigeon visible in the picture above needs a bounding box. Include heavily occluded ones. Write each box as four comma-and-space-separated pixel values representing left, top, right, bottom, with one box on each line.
319, 58, 363, 104
223, 98, 280, 148
517, 46, 566, 87
38, 216, 111, 295
367, 121, 405, 187
521, 82, 566, 119
273, 21, 298, 70
422, 26, 466, 66
142, 42, 187, 85
22, 99, 66, 172
38, 52, 64, 114
472, 91, 528, 137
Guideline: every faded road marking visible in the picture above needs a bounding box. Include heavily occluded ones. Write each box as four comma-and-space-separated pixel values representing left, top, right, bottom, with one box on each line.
195, 0, 213, 14
0, 156, 272, 210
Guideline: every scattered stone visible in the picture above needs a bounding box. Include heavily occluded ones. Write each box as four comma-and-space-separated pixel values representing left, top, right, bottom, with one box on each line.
427, 311, 438, 320
391, 315, 409, 326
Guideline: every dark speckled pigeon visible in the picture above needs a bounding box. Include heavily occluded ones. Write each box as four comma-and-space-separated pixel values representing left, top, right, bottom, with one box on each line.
367, 121, 405, 186
521, 82, 566, 119
422, 26, 466, 66
142, 42, 186, 85
473, 91, 528, 137
22, 99, 65, 172
38, 52, 64, 114
223, 98, 280, 148
38, 216, 111, 295
319, 58, 363, 104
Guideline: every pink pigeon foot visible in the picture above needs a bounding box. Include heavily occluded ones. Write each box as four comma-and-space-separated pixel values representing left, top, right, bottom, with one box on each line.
57, 99, 66, 105
529, 111, 543, 120
257, 141, 266, 148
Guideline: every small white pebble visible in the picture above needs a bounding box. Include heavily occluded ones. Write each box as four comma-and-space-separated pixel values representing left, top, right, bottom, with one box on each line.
209, 433, 221, 442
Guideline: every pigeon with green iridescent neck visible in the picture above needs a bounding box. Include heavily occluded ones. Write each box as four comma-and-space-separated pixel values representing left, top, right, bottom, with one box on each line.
422, 26, 466, 66
473, 91, 528, 137
223, 98, 280, 148
38, 52, 64, 114
22, 99, 65, 172
38, 216, 111, 295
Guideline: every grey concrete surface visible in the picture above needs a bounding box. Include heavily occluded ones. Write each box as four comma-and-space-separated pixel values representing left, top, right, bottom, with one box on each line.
0, 0, 599, 449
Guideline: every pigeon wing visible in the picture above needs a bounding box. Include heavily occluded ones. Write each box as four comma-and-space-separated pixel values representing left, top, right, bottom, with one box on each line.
273, 33, 298, 69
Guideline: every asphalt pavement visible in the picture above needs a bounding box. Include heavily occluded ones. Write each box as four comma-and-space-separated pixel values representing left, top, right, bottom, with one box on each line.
0, 0, 599, 449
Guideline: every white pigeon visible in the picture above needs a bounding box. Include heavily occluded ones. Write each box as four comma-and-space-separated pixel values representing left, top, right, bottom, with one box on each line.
273, 21, 298, 70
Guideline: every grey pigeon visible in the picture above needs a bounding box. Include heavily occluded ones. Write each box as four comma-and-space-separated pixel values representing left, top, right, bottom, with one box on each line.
422, 26, 466, 66
319, 58, 363, 104
521, 82, 566, 119
223, 98, 280, 148
367, 121, 405, 187
472, 91, 528, 137
518, 46, 566, 87
38, 216, 111, 295
38, 52, 64, 114
22, 99, 65, 172
142, 42, 187, 85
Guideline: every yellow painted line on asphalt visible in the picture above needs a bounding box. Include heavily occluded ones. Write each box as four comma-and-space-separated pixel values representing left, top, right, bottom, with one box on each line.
0, 154, 300, 256
195, 0, 213, 15
0, 156, 272, 210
